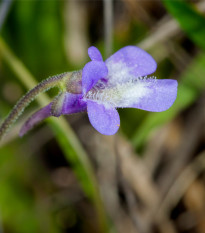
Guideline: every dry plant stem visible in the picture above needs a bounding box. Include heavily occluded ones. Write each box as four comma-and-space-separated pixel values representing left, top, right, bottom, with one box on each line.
166, 41, 192, 72
114, 136, 161, 233
143, 125, 171, 175
0, 72, 69, 141
114, 135, 150, 233
137, 1, 205, 51
114, 136, 178, 233
103, 0, 113, 57
156, 151, 205, 222
122, 0, 154, 26
158, 95, 205, 196
64, 0, 88, 64
0, 37, 109, 233
79, 131, 138, 233
157, 221, 177, 233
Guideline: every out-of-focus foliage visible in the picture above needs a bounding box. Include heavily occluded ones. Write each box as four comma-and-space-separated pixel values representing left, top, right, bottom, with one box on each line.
1, 1, 106, 233
3, 0, 66, 76
1, 8, 107, 233
132, 0, 205, 149
163, 0, 205, 50
0, 142, 60, 233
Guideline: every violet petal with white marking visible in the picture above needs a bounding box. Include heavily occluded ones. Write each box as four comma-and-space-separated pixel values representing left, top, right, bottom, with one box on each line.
131, 79, 178, 112
105, 46, 157, 84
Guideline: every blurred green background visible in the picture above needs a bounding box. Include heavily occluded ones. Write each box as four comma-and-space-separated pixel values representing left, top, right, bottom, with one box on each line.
1, 0, 205, 233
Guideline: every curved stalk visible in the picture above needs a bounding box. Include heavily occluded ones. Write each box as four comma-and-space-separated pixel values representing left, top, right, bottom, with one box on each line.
0, 72, 71, 141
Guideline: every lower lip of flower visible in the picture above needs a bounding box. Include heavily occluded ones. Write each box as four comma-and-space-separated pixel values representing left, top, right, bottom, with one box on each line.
83, 78, 154, 108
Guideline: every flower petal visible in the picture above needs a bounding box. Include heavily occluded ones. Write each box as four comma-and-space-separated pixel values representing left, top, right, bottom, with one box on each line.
61, 93, 87, 114
131, 79, 178, 112
105, 46, 157, 84
87, 100, 120, 135
82, 61, 108, 94
88, 46, 103, 61
19, 103, 52, 137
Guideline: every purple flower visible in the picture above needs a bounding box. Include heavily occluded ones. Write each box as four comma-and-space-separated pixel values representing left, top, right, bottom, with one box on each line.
20, 46, 178, 136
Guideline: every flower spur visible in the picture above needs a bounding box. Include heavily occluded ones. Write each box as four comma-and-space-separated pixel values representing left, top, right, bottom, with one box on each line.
0, 46, 178, 139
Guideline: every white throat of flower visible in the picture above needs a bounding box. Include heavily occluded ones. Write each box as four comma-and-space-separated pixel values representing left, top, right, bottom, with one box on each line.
106, 60, 139, 85
84, 77, 156, 109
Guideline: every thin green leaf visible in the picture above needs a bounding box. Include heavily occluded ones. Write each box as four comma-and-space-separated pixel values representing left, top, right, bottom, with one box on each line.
162, 0, 205, 50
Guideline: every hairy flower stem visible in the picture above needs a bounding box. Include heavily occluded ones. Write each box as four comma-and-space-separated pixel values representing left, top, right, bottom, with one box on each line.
0, 72, 71, 141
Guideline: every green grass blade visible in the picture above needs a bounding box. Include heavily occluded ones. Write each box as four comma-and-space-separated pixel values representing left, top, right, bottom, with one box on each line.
162, 0, 205, 50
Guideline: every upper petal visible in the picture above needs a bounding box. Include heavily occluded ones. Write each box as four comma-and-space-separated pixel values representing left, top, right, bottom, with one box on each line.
88, 46, 103, 61
105, 46, 157, 84
87, 100, 120, 135
82, 61, 108, 94
131, 79, 178, 112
